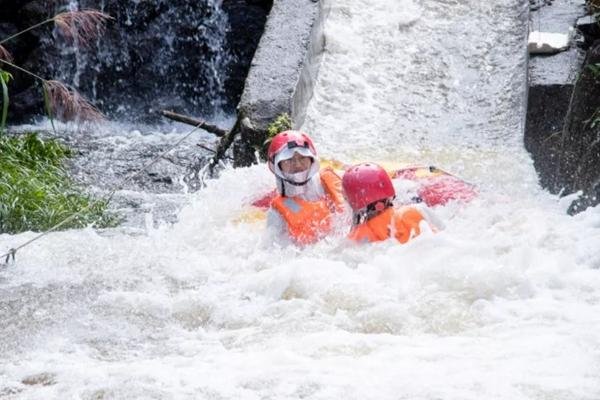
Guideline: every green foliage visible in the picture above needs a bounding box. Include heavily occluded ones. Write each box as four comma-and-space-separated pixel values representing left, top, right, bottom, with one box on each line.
585, 108, 600, 129
266, 113, 292, 141
584, 63, 600, 129
254, 113, 293, 160
586, 63, 600, 80
0, 69, 11, 135
0, 133, 117, 234
41, 83, 56, 133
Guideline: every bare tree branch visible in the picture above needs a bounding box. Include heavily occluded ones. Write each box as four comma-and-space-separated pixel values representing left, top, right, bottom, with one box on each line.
160, 110, 228, 137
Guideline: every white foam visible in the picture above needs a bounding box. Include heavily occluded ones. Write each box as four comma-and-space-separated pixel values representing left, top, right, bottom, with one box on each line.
2, 0, 600, 398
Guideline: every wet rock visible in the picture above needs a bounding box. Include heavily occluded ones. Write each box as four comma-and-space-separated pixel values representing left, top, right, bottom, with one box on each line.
529, 0, 553, 12
526, 0, 600, 213
0, 23, 18, 49
62, 133, 204, 193
575, 15, 600, 48
0, 0, 21, 15
525, 82, 576, 192
7, 85, 42, 122
557, 41, 600, 212
1, 3, 45, 123
233, 0, 325, 166
21, 372, 57, 386
0, 386, 24, 396
26, 127, 213, 227
525, 0, 586, 192
2, 0, 270, 124
222, 0, 271, 111
39, 0, 231, 121
18, 1, 50, 29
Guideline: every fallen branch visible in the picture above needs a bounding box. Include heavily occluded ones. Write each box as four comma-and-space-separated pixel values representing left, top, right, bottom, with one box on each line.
196, 143, 216, 153
195, 142, 233, 159
160, 110, 227, 137
208, 117, 243, 174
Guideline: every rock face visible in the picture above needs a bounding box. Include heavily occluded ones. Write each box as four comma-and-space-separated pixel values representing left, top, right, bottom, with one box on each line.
222, 0, 272, 113
1, 0, 270, 123
525, 0, 586, 192
44, 128, 214, 227
525, 0, 600, 212
0, 2, 49, 121
232, 0, 325, 166
557, 42, 600, 213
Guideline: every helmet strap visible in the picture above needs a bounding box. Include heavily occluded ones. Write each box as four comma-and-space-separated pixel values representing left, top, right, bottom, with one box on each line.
353, 198, 394, 225
282, 177, 311, 186
276, 159, 315, 187
277, 176, 310, 197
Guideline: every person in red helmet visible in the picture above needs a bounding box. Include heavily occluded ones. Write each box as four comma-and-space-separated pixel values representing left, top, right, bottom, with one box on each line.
266, 130, 345, 245
342, 162, 429, 244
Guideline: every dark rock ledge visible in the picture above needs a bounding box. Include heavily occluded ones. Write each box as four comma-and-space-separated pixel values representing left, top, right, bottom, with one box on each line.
525, 0, 600, 213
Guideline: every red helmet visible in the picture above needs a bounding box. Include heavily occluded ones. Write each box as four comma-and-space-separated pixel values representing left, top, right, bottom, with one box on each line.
267, 130, 317, 170
342, 163, 395, 211
267, 131, 319, 185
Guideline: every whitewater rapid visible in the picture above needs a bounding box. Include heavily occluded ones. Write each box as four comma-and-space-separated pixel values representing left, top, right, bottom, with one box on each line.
2, 0, 600, 399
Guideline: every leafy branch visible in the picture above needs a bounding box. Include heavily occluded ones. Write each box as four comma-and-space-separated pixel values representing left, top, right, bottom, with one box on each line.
586, 63, 600, 80
253, 113, 293, 159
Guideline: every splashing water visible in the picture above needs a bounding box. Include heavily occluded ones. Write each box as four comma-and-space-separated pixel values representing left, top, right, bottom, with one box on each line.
43, 0, 232, 121
2, 0, 600, 399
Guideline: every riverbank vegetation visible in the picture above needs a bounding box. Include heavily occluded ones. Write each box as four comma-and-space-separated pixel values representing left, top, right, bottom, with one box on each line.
584, 0, 600, 133
0, 9, 117, 234
0, 133, 116, 234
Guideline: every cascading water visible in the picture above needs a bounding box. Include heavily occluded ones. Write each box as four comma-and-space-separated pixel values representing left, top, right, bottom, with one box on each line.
43, 0, 232, 121
2, 0, 600, 399
9, 0, 269, 227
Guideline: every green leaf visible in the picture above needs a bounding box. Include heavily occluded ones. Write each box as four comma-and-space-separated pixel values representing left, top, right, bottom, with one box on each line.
266, 113, 292, 139
42, 83, 56, 134
586, 63, 600, 79
0, 70, 10, 136
0, 70, 13, 83
0, 133, 119, 233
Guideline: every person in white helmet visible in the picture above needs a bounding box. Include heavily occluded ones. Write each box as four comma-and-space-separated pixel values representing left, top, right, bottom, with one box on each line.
265, 130, 345, 246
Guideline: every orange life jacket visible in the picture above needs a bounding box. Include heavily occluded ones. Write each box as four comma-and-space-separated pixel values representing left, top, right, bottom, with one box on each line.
271, 168, 344, 245
348, 207, 424, 244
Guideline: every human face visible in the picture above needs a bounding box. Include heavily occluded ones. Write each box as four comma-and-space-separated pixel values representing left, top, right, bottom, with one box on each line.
278, 152, 313, 174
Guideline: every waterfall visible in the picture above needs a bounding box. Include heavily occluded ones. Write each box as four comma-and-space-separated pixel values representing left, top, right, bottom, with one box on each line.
1, 1, 600, 398
43, 0, 232, 122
